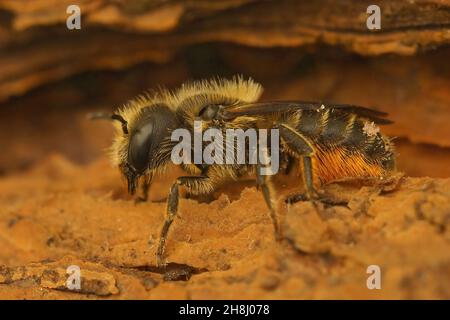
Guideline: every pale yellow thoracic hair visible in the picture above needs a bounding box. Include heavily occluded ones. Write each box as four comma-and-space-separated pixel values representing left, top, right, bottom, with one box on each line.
109, 76, 263, 166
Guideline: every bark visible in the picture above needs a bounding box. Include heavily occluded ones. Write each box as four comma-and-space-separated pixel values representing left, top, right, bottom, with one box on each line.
0, 0, 449, 102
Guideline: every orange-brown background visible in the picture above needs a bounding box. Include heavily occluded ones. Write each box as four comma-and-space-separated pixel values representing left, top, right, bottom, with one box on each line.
0, 0, 449, 300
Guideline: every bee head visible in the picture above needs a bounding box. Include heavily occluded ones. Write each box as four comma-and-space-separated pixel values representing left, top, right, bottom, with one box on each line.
120, 104, 179, 195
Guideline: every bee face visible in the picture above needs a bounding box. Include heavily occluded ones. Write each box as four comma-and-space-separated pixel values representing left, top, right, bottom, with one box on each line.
120, 104, 179, 194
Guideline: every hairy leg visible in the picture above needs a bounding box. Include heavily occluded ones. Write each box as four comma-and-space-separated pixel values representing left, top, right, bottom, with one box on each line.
156, 175, 212, 267
256, 165, 281, 241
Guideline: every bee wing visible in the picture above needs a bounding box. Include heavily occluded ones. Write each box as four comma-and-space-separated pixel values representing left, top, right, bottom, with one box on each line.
221, 101, 393, 124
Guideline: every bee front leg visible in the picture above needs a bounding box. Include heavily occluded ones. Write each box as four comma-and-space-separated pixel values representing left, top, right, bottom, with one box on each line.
157, 182, 179, 267
156, 175, 210, 267
135, 174, 152, 203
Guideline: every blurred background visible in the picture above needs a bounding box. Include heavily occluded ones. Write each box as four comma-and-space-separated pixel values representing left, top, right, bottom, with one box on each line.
0, 0, 449, 300
0, 0, 449, 178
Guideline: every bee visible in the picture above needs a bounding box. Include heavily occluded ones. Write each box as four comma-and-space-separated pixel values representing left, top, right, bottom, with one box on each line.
91, 76, 396, 267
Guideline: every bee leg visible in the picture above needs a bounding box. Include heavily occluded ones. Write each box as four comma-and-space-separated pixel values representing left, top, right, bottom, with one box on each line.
157, 182, 179, 268
279, 124, 318, 199
279, 124, 337, 206
302, 156, 318, 200
287, 157, 347, 206
135, 173, 153, 203
156, 175, 210, 267
135, 180, 151, 203
256, 166, 282, 241
286, 191, 348, 206
285, 156, 320, 202
285, 193, 308, 204
284, 154, 295, 175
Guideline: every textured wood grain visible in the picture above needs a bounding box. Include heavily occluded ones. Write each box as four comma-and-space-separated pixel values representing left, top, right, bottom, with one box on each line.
0, 0, 449, 102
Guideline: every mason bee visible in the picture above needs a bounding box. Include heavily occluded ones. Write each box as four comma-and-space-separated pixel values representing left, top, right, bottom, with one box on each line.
91, 76, 396, 267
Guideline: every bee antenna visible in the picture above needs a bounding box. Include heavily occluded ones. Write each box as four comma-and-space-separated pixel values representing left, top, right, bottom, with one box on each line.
87, 112, 129, 134
111, 114, 129, 134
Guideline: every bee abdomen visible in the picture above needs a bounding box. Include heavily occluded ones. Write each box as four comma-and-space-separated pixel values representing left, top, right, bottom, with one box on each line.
341, 117, 368, 150
297, 109, 326, 137
318, 110, 352, 144
364, 133, 396, 170
364, 133, 386, 157
343, 117, 395, 170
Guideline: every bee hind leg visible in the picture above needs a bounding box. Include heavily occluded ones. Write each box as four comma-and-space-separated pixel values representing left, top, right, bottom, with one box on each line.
286, 157, 348, 206
286, 156, 348, 207
278, 125, 343, 206
278, 125, 318, 199
285, 192, 348, 206
285, 193, 308, 204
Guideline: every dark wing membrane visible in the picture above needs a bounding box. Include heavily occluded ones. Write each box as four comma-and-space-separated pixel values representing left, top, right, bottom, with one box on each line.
221, 101, 393, 124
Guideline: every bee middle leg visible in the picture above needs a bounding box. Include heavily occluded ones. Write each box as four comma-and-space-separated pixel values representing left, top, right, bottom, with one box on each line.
156, 175, 211, 267
256, 166, 281, 241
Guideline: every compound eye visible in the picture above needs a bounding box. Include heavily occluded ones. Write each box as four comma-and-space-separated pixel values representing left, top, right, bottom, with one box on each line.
128, 122, 153, 173
198, 104, 221, 121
